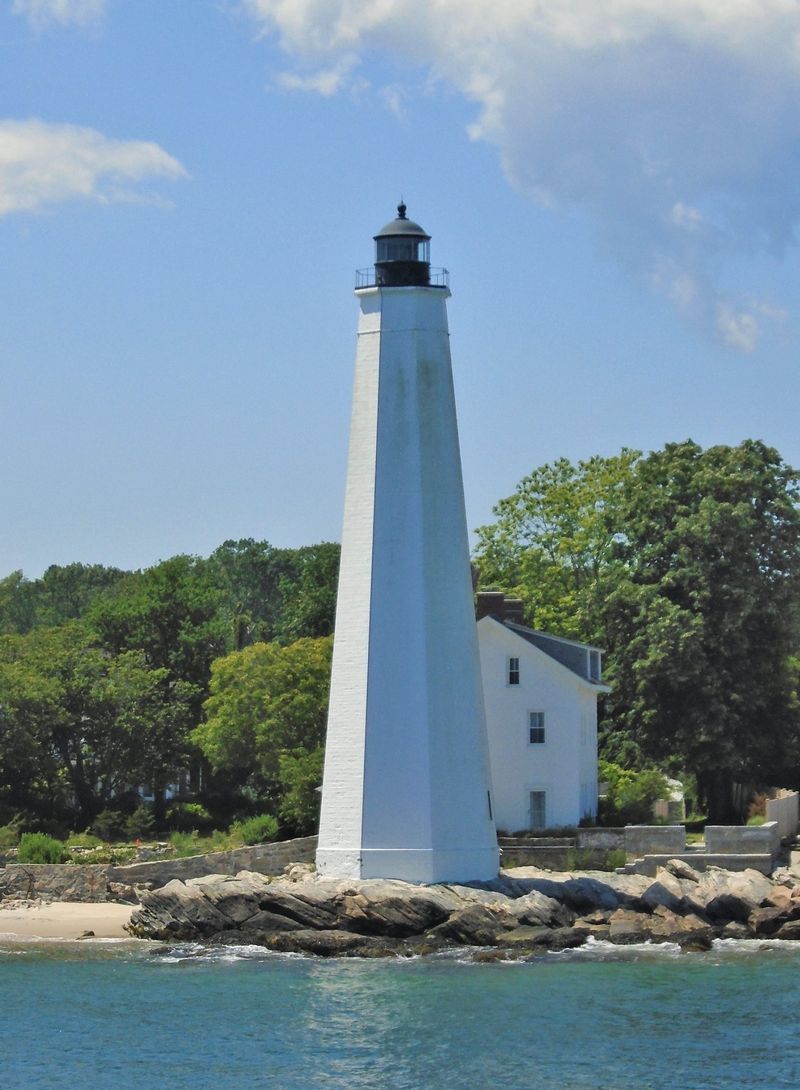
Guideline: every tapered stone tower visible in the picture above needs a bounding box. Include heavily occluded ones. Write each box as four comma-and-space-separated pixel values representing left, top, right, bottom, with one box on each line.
316, 205, 499, 883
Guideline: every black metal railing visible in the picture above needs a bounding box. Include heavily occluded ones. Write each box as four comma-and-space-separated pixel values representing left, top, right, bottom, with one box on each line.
354, 267, 450, 289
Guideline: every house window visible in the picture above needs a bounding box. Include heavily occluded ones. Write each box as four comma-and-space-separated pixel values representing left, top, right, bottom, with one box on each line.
529, 790, 546, 829
529, 711, 545, 744
589, 650, 601, 682
508, 657, 520, 685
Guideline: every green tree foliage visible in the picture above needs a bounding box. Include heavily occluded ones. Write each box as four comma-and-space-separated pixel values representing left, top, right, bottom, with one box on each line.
0, 564, 126, 634
597, 760, 668, 825
0, 540, 339, 830
0, 624, 194, 826
474, 451, 638, 639
207, 538, 339, 649
474, 441, 800, 821
194, 636, 332, 833
602, 440, 800, 821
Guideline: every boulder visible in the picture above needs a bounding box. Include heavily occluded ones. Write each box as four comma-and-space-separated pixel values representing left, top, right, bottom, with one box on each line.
688, 868, 774, 922
430, 904, 515, 946
335, 880, 461, 936
506, 889, 574, 928
640, 870, 691, 914
663, 858, 701, 883
129, 878, 232, 939
507, 872, 648, 912
607, 907, 713, 948
774, 920, 800, 941
265, 929, 402, 958
503, 925, 588, 952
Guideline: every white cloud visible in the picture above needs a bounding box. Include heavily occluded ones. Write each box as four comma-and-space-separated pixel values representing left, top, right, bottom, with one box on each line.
716, 303, 759, 353
242, 0, 800, 351
0, 119, 186, 217
12, 0, 105, 28
276, 54, 360, 97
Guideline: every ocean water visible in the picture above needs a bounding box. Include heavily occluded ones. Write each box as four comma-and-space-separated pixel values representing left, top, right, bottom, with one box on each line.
1, 938, 799, 1090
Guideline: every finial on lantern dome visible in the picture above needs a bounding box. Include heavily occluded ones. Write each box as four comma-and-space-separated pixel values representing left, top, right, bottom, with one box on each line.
397, 200, 407, 219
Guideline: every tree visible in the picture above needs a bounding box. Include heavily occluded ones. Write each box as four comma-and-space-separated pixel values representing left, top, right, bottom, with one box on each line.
474, 451, 638, 640
0, 564, 126, 634
207, 538, 339, 650
193, 636, 332, 831
0, 624, 194, 826
602, 440, 800, 820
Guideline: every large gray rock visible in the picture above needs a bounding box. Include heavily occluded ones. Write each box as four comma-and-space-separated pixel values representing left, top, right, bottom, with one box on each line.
607, 907, 713, 949
502, 870, 649, 911
640, 869, 693, 914
506, 889, 574, 928
430, 904, 516, 946
687, 868, 774, 922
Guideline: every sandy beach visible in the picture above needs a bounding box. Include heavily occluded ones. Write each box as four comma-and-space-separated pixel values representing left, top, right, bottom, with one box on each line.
0, 901, 135, 940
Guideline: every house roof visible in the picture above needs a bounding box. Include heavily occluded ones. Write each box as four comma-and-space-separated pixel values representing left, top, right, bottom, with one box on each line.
503, 621, 603, 655
480, 616, 611, 693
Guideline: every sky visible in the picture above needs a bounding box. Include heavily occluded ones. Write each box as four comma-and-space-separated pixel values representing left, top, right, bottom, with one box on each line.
2, 0, 800, 579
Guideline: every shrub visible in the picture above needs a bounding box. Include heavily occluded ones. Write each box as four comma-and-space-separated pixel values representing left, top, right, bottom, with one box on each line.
0, 817, 23, 850
17, 833, 69, 864
167, 801, 215, 835
66, 832, 104, 849
90, 810, 127, 842
597, 761, 669, 826
125, 805, 155, 840
604, 849, 628, 871
564, 848, 594, 871
230, 813, 278, 846
169, 830, 202, 858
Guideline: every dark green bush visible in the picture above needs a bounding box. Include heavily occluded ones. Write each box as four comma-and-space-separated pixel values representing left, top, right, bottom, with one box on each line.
17, 832, 69, 864
125, 805, 155, 840
167, 801, 215, 835
89, 809, 127, 842
231, 813, 279, 846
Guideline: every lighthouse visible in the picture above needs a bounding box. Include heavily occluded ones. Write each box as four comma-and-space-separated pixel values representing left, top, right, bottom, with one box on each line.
315, 204, 499, 884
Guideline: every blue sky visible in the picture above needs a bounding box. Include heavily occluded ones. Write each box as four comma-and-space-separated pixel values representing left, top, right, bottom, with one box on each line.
2, 0, 799, 578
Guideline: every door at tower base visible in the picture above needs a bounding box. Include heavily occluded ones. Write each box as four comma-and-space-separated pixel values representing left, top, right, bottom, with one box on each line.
316, 272, 499, 885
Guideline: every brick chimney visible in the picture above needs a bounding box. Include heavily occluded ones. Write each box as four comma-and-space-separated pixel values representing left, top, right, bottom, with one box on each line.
476, 591, 525, 625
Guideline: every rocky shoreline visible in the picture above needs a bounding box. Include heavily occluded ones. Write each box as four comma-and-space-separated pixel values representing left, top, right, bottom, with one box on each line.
126, 859, 800, 959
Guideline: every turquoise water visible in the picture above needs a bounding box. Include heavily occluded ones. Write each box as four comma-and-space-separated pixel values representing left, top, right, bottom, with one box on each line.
2, 938, 799, 1089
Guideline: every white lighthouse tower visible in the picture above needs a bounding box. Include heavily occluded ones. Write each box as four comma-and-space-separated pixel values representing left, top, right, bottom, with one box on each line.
316, 204, 499, 884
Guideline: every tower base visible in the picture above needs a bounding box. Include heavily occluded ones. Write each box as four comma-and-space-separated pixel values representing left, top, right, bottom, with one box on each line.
315, 846, 499, 885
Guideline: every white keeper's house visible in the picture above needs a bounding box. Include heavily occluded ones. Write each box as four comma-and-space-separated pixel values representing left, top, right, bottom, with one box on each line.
476, 592, 611, 833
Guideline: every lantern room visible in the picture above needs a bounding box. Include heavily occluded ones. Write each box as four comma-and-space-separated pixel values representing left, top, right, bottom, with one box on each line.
373, 202, 431, 286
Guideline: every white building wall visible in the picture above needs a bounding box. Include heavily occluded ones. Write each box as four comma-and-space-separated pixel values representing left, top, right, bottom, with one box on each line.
478, 617, 600, 832
317, 285, 498, 883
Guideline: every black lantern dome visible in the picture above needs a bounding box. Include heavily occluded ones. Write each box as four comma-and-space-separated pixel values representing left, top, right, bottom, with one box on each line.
373, 202, 431, 286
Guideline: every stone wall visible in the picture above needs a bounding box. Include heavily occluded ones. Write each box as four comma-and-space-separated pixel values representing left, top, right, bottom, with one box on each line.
704, 822, 780, 858
0, 836, 318, 903
576, 828, 625, 851
498, 830, 625, 870
624, 825, 686, 857
766, 793, 799, 840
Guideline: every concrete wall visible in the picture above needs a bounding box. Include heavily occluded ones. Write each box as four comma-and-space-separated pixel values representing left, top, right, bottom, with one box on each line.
479, 617, 600, 831
0, 836, 318, 903
576, 828, 625, 850
624, 825, 686, 857
765, 793, 799, 840
705, 822, 780, 857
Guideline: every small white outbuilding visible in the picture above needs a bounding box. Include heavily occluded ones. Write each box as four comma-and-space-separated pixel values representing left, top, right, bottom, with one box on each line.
476, 593, 611, 833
